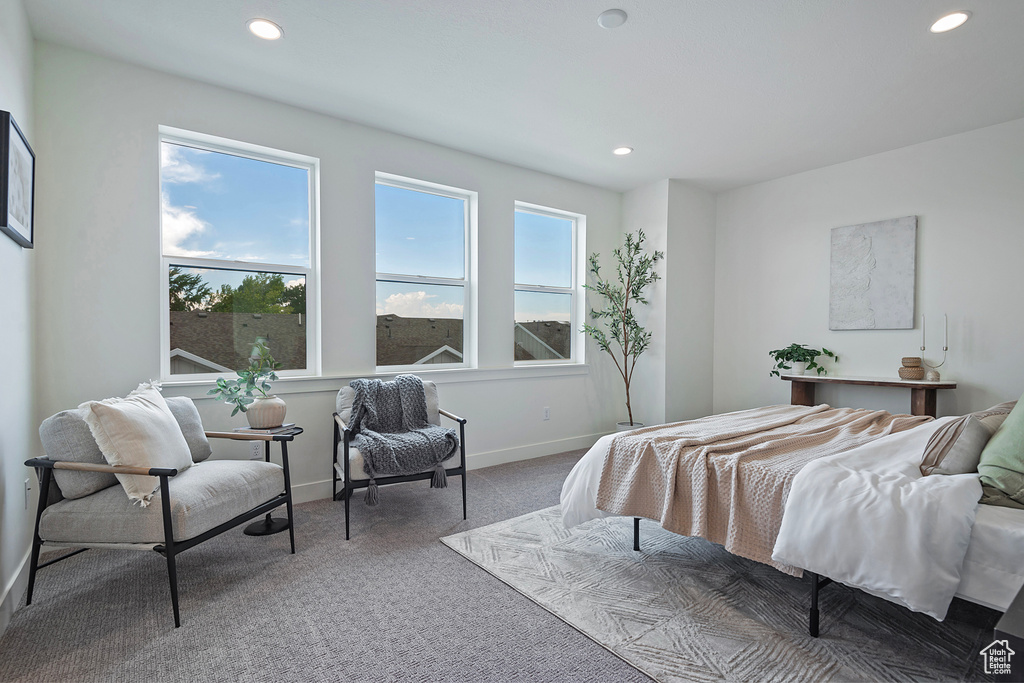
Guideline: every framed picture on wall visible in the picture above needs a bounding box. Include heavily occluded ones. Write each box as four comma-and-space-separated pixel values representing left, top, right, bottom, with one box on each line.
1, 110, 35, 249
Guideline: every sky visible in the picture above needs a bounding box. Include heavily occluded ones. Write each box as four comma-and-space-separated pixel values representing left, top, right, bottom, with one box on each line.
161, 143, 575, 322
375, 184, 574, 322
513, 210, 573, 323
161, 142, 309, 293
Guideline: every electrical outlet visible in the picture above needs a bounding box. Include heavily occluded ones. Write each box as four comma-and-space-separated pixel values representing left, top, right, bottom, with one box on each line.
250, 442, 262, 460
543, 406, 550, 421
24, 478, 31, 510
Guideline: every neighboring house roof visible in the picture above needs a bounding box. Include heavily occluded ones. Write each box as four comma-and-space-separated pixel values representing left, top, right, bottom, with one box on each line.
169, 310, 307, 373
376, 314, 571, 365
414, 345, 464, 365
377, 315, 464, 366
514, 322, 565, 361
514, 320, 571, 361
171, 312, 571, 371
169, 348, 233, 373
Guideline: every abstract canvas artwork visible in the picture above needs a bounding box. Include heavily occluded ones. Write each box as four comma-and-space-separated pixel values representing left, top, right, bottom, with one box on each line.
829, 216, 916, 330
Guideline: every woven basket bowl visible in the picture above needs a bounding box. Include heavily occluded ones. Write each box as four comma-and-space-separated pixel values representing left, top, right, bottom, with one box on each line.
901, 357, 922, 367
898, 366, 926, 380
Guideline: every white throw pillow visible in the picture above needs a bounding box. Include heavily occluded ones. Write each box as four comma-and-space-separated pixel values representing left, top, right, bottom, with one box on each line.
78, 384, 193, 507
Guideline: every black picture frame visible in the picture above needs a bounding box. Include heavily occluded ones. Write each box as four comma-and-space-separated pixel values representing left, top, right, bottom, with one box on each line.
1, 110, 35, 249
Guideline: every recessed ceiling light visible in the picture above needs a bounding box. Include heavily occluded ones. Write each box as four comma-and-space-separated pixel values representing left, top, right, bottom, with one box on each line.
930, 11, 970, 33
247, 18, 283, 40
613, 147, 633, 156
598, 9, 628, 29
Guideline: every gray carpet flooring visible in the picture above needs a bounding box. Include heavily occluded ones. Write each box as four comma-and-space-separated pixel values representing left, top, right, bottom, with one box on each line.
443, 506, 999, 682
0, 450, 650, 682
0, 450, 1000, 682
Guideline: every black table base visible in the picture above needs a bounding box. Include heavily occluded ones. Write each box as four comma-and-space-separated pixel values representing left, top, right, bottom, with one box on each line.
243, 516, 290, 536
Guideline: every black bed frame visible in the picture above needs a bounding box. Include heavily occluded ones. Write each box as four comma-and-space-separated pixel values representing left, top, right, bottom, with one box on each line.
633, 517, 830, 637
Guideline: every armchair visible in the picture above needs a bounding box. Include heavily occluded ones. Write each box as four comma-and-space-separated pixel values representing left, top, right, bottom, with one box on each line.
332, 379, 467, 539
25, 396, 297, 628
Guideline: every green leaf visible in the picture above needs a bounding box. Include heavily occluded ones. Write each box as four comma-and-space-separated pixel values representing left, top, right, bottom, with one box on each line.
208, 338, 279, 413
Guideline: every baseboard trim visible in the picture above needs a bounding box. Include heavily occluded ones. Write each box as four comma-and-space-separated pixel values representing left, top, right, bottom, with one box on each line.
0, 548, 31, 637
293, 431, 609, 505
465, 432, 608, 469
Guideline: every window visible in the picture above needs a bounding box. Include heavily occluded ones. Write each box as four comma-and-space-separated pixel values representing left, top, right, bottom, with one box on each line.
514, 203, 582, 363
375, 173, 474, 368
160, 128, 318, 378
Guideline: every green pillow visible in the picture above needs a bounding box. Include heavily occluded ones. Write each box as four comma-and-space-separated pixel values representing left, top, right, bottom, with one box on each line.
978, 392, 1024, 503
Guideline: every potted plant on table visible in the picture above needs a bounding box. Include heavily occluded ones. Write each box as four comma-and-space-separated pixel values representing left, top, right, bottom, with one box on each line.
583, 230, 664, 430
208, 340, 287, 428
769, 343, 838, 377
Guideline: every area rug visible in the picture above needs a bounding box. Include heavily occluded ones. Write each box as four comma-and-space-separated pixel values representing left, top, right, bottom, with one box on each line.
441, 506, 995, 682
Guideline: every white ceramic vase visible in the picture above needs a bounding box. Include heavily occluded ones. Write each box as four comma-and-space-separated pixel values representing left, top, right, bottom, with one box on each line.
246, 395, 287, 429
616, 421, 645, 432
789, 361, 807, 376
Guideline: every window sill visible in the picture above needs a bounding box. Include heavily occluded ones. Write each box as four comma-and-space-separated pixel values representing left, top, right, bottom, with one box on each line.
162, 363, 590, 400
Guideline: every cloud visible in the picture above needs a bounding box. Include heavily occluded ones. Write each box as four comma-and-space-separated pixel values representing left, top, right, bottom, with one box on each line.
161, 192, 218, 258
161, 144, 220, 184
285, 278, 304, 288
377, 291, 464, 318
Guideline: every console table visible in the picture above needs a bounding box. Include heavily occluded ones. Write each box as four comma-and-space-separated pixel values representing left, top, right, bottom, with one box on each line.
781, 375, 957, 418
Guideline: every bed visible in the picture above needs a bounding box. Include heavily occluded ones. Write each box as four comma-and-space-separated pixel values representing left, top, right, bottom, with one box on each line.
560, 404, 1024, 635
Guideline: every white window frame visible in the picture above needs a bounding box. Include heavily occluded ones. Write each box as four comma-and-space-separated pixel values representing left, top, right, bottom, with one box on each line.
514, 201, 585, 366
374, 172, 476, 371
159, 126, 321, 381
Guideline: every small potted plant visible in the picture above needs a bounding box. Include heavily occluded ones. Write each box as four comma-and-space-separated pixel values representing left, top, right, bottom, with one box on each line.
769, 343, 838, 377
208, 340, 287, 428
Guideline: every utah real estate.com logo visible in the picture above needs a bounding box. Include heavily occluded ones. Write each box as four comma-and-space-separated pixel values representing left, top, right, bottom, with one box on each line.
981, 639, 1015, 676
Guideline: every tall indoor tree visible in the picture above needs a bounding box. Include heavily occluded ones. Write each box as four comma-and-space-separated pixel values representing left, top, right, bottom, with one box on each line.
583, 230, 663, 427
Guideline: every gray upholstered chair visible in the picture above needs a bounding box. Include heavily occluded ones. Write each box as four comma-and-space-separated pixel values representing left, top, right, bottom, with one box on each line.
332, 380, 467, 539
24, 397, 296, 628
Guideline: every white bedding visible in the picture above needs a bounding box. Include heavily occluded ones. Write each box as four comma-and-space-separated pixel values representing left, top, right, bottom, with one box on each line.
957, 503, 1024, 610
561, 419, 1024, 618
560, 433, 616, 529
772, 417, 981, 619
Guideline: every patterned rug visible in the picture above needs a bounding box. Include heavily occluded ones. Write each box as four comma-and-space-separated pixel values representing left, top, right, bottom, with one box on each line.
441, 506, 997, 682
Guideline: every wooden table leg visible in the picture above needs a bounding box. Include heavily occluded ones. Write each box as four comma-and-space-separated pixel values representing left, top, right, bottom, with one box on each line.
910, 388, 937, 418
791, 380, 815, 407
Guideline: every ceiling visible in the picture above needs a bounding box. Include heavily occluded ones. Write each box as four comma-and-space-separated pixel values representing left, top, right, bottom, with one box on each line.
23, 0, 1024, 193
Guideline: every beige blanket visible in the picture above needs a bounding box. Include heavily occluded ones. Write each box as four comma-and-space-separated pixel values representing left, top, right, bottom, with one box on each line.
596, 404, 932, 575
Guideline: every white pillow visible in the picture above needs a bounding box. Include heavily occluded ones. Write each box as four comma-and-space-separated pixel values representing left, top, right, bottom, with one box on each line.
78, 384, 192, 507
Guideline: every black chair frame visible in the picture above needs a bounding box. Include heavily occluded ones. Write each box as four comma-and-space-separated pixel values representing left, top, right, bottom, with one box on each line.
23, 429, 298, 628
332, 409, 467, 539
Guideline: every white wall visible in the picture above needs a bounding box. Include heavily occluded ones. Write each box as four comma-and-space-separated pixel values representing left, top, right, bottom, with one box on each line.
714, 118, 1024, 417
665, 180, 716, 422
31, 42, 626, 503
622, 181, 669, 426
621, 179, 717, 427
0, 0, 35, 632
20, 24, 1024, 638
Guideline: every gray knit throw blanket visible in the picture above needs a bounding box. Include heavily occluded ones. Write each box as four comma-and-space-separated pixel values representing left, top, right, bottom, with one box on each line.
347, 375, 458, 506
